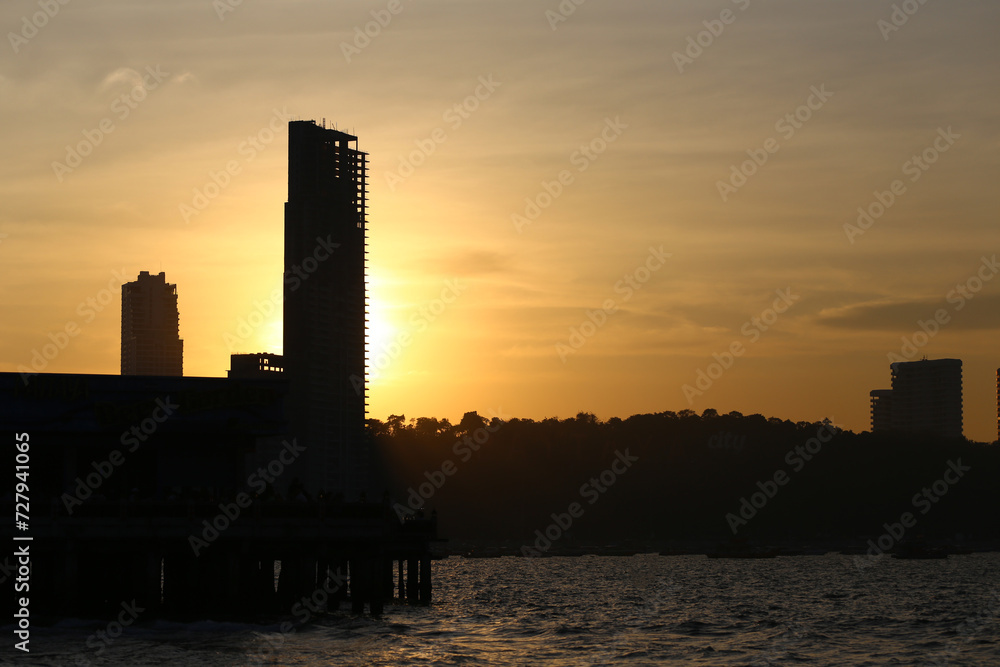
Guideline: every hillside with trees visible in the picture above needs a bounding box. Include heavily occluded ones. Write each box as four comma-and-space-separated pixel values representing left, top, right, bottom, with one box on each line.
369, 410, 1000, 551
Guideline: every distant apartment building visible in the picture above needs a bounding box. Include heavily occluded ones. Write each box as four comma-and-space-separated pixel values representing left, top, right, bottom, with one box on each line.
121, 271, 183, 376
869, 358, 963, 438
868, 389, 894, 434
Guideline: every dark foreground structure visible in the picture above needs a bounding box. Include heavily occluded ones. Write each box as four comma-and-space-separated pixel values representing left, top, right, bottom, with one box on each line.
20, 502, 437, 619
1, 120, 423, 619
0, 371, 438, 618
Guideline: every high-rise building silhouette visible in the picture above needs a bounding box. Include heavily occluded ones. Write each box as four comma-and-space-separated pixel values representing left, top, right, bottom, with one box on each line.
869, 358, 963, 438
121, 271, 183, 376
283, 120, 368, 497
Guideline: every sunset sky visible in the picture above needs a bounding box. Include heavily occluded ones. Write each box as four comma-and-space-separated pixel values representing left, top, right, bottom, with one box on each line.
2, 0, 999, 440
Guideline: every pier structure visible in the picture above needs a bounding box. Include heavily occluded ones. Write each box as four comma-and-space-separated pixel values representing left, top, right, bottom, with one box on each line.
0, 371, 439, 618
15, 503, 437, 618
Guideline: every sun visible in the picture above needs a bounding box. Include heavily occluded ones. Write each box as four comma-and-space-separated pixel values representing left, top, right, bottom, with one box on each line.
261, 317, 283, 355
366, 275, 397, 382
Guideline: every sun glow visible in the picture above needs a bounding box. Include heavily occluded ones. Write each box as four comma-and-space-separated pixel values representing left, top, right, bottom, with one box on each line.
262, 318, 283, 356
366, 277, 398, 382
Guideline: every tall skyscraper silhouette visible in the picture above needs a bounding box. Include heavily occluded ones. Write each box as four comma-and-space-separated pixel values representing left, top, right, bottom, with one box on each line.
283, 120, 368, 497
121, 271, 183, 376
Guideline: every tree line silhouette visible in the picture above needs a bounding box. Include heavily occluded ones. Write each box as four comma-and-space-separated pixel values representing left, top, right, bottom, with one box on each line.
369, 409, 1000, 548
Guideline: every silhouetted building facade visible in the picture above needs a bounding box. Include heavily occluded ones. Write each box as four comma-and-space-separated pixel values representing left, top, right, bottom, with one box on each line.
283, 121, 369, 497
121, 271, 183, 376
0, 371, 288, 502
869, 389, 894, 433
870, 358, 963, 438
229, 353, 284, 379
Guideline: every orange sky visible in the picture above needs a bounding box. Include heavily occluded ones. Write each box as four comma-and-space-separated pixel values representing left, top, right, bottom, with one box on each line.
2, 0, 999, 440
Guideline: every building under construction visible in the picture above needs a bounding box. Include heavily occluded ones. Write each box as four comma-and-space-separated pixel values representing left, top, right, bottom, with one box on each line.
283, 121, 370, 500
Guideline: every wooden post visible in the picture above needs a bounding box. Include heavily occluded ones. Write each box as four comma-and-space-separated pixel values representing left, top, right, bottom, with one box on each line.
257, 557, 276, 613
64, 540, 79, 614
349, 558, 366, 614
407, 557, 419, 603
419, 555, 432, 604
145, 549, 162, 613
370, 555, 385, 617
329, 557, 348, 610
384, 558, 395, 601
